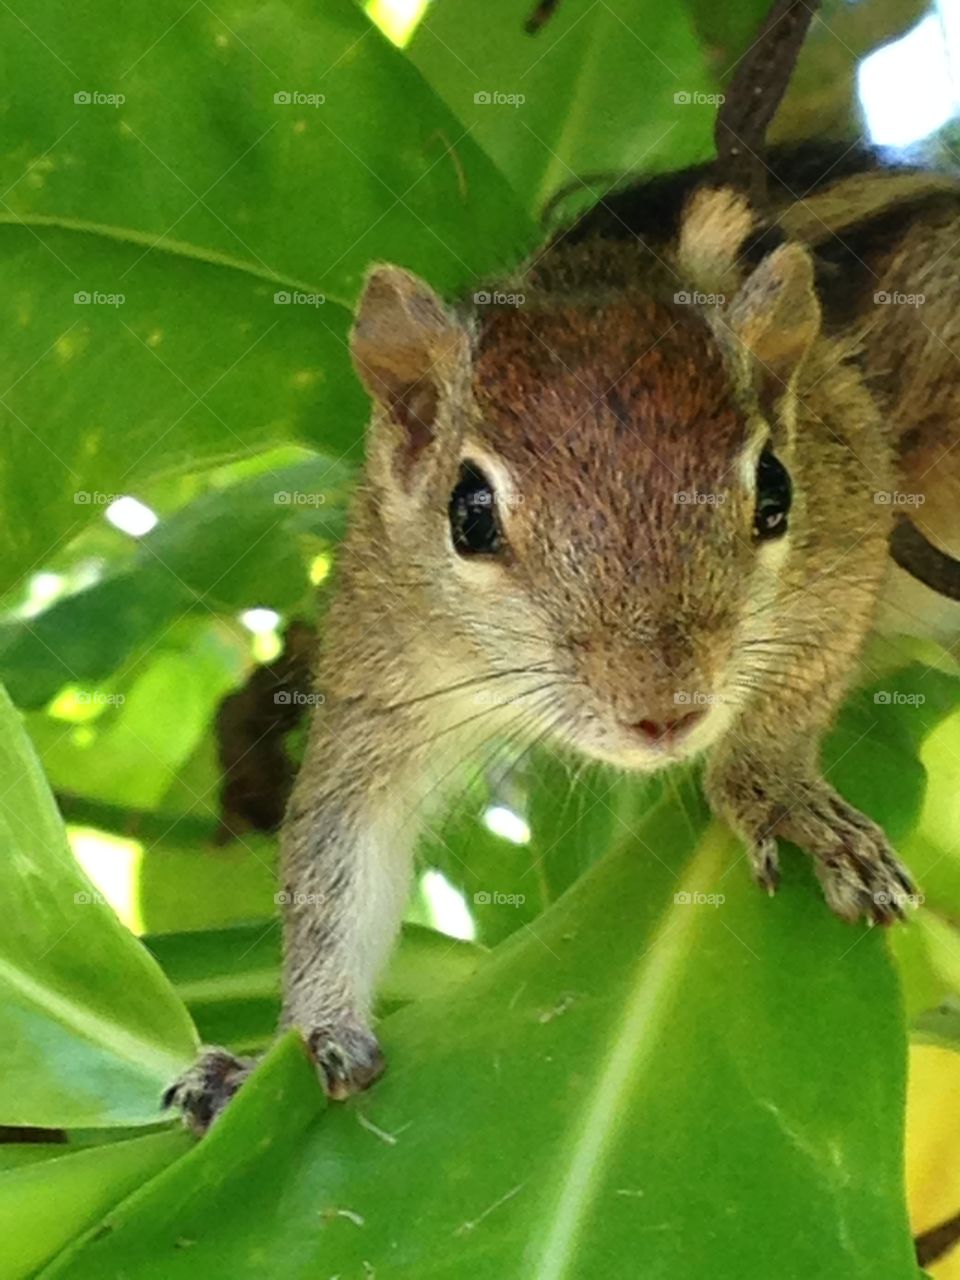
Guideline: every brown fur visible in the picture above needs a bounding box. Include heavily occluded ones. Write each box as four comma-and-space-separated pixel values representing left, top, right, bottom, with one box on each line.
260, 225, 913, 1114
169, 158, 960, 1132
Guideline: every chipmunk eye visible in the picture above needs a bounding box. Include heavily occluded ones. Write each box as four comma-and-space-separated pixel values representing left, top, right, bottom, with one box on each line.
449, 462, 503, 556
754, 445, 792, 540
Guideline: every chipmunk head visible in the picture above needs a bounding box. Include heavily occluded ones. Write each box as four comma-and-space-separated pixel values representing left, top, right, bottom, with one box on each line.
349, 242, 820, 770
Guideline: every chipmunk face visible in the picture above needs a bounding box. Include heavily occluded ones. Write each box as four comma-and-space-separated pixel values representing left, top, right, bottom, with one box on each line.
452, 297, 799, 768
350, 247, 816, 772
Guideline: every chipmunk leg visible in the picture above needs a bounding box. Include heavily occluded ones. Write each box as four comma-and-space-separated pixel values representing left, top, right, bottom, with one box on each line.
277, 699, 421, 1100
165, 695, 427, 1131
706, 739, 917, 925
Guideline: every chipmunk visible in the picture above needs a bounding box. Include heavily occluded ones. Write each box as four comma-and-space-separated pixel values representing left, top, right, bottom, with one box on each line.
166, 0, 960, 1130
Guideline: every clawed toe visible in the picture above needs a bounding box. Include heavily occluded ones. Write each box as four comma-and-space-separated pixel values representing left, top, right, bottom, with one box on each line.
785, 792, 918, 926
163, 1046, 254, 1136
307, 1022, 385, 1100
749, 835, 781, 896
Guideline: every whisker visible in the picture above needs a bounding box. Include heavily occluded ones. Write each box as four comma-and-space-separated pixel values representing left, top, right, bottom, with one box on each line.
410, 686, 569, 840
372, 665, 556, 716
402, 678, 567, 769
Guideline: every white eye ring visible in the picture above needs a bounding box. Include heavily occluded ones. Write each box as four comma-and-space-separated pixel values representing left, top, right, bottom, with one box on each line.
457, 441, 521, 521
736, 418, 771, 492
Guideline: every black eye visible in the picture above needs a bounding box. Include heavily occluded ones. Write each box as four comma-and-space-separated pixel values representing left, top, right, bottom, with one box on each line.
449, 462, 503, 556
754, 445, 792, 540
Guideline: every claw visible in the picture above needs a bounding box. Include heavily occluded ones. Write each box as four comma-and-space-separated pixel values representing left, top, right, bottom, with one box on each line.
709, 761, 917, 927
163, 1046, 254, 1136
307, 1022, 385, 1100
750, 836, 781, 896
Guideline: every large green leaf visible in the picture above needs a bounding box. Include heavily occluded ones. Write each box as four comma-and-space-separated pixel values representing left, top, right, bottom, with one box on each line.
39, 1034, 324, 1280
0, 682, 197, 1127
0, 233, 363, 591
38, 794, 917, 1279
1, 0, 533, 302
410, 0, 717, 212
0, 0, 537, 587
0, 1130, 190, 1280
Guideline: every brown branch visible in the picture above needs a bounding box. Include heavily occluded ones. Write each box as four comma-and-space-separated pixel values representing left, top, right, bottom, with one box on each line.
715, 0, 822, 203
890, 516, 960, 601
215, 620, 316, 842
916, 1207, 960, 1267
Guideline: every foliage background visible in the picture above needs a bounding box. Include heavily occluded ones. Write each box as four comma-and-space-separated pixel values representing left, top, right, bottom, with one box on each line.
0, 0, 959, 1276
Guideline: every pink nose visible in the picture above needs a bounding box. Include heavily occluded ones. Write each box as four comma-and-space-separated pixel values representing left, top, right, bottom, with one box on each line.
630, 710, 705, 745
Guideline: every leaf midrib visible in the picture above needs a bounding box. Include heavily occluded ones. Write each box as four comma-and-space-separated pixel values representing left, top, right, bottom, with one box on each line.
0, 952, 195, 1081
0, 213, 349, 308
525, 824, 728, 1280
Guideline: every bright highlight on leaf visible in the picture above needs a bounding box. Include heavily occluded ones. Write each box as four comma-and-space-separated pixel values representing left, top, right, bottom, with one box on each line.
68, 826, 144, 934
483, 803, 532, 845
17, 572, 66, 619
47, 685, 114, 724
366, 0, 429, 46
105, 496, 159, 538
421, 869, 476, 941
309, 552, 333, 585
239, 608, 282, 634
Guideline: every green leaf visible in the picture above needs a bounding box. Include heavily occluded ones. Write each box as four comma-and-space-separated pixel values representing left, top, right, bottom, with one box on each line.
2, 0, 533, 302
143, 921, 486, 1053
38, 1034, 323, 1280
410, 0, 716, 212
0, 682, 196, 1127
0, 455, 349, 708
0, 1146, 71, 1174
0, 234, 363, 590
41, 795, 917, 1279
0, 1130, 190, 1279
24, 639, 241, 811
0, 0, 537, 586
144, 922, 280, 1055
138, 836, 280, 936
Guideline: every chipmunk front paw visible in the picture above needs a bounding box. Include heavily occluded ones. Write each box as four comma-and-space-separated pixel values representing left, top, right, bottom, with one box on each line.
307, 1020, 385, 1100
708, 763, 917, 925
779, 784, 917, 924
162, 1046, 255, 1135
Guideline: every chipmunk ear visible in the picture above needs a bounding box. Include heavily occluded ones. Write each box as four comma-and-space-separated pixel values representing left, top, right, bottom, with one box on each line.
350, 265, 466, 466
725, 243, 820, 385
